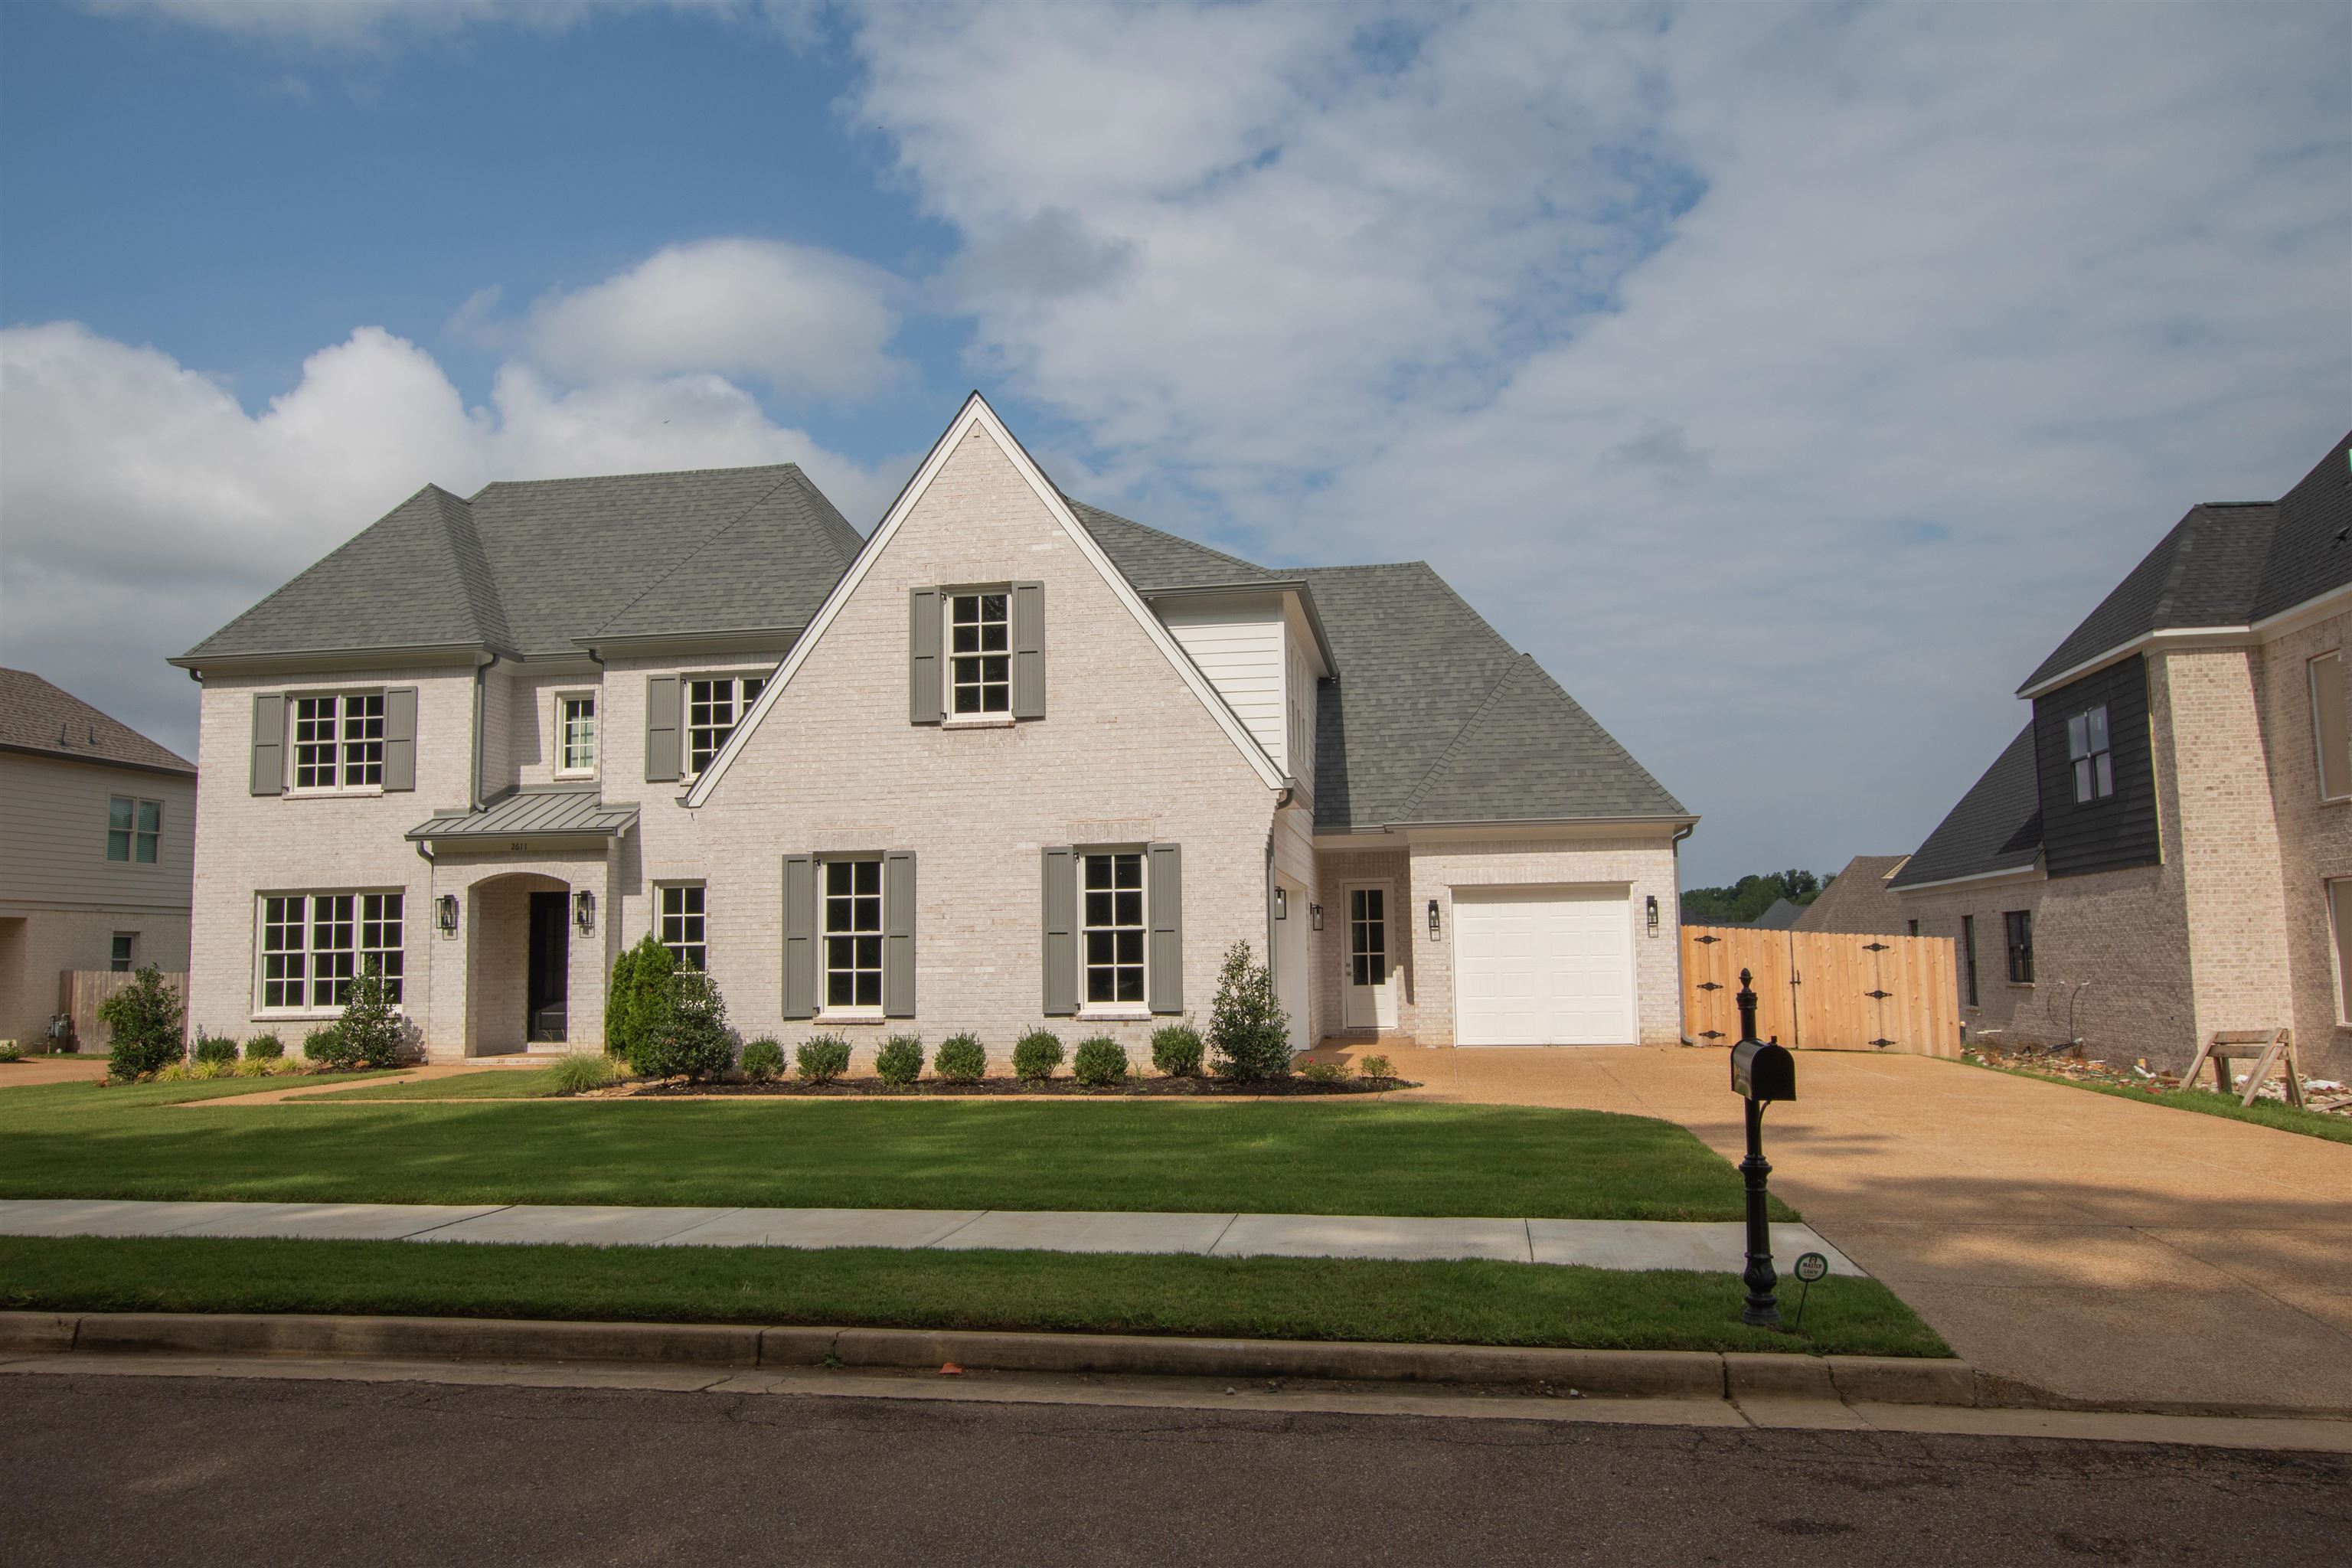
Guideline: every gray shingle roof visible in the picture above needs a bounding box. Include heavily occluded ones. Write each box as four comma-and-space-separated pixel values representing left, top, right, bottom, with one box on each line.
0, 667, 195, 775
407, 785, 639, 842
181, 465, 857, 663
1068, 501, 1280, 592
1749, 898, 1805, 931
2020, 429, 2351, 692
1888, 724, 2043, 890
1791, 854, 1913, 935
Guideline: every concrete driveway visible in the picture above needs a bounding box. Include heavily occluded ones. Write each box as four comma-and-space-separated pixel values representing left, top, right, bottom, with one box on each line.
1364, 1044, 2352, 1416
0, 1057, 107, 1088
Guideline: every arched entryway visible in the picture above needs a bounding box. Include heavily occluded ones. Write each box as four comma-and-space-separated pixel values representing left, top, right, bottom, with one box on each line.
467, 871, 573, 1055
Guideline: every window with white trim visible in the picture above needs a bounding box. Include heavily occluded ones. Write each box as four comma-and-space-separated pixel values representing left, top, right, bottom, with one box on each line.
1081, 851, 1145, 1005
658, 884, 707, 971
686, 676, 765, 776
106, 796, 161, 864
2331, 880, 2352, 1026
256, 892, 403, 1011
822, 858, 884, 1010
2067, 704, 2113, 803
558, 693, 597, 776
290, 691, 385, 791
2311, 652, 2348, 802
949, 591, 1010, 716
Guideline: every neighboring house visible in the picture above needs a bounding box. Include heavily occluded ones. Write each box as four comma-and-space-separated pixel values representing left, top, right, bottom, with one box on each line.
0, 668, 197, 1045
1746, 898, 1807, 931
173, 394, 1694, 1061
1791, 855, 1913, 936
1890, 431, 2352, 1074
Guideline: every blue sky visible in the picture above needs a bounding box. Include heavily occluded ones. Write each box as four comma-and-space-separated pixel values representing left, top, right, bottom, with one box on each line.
3, 1, 2347, 887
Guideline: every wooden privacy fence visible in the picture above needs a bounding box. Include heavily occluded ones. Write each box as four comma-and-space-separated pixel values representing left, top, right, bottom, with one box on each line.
57, 969, 188, 1050
1681, 927, 1959, 1057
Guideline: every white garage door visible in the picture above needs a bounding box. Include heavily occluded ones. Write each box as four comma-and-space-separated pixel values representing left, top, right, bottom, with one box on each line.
1452, 886, 1635, 1046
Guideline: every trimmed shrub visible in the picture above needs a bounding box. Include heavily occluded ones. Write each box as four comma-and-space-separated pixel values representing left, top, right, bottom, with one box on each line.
334, 959, 407, 1069
739, 1037, 786, 1083
1300, 1060, 1347, 1084
1357, 1054, 1394, 1081
99, 965, 185, 1081
796, 1034, 852, 1086
244, 1033, 286, 1061
1149, 1024, 1204, 1078
302, 1023, 345, 1064
875, 1034, 924, 1087
1207, 941, 1292, 1082
933, 1033, 986, 1085
606, 935, 676, 1061
632, 969, 733, 1081
550, 1050, 618, 1093
192, 1033, 238, 1067
1011, 1029, 1064, 1083
1073, 1037, 1129, 1088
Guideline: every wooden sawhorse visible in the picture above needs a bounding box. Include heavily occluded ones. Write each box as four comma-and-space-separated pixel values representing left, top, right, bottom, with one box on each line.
2179, 1027, 2303, 1109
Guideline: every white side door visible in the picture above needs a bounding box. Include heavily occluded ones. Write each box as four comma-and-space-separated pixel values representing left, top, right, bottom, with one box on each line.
1342, 884, 1399, 1031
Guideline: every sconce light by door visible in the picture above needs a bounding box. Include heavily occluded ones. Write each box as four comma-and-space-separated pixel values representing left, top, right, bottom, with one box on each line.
1426, 898, 1442, 941
1309, 902, 1324, 932
573, 889, 596, 934
1646, 894, 1660, 936
435, 893, 459, 936
1273, 887, 1287, 920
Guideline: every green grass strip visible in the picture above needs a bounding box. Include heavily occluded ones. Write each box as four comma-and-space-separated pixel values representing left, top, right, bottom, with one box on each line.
0, 1080, 1795, 1221
1966, 1059, 2352, 1145
306, 1068, 567, 1100
0, 1233, 1945, 1358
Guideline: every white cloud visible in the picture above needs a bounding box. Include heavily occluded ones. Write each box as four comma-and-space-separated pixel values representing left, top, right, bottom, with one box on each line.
848, 2, 2351, 881
0, 321, 897, 757
524, 238, 906, 401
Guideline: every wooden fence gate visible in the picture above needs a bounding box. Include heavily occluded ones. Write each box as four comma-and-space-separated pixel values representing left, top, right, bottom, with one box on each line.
1681, 927, 1959, 1057
57, 969, 188, 1051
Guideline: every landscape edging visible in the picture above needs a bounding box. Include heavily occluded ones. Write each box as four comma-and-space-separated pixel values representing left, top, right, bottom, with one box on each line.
0, 1310, 1975, 1406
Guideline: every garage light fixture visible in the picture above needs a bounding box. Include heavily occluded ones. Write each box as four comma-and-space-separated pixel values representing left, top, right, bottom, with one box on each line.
1309, 902, 1323, 932
1426, 898, 1442, 941
435, 893, 459, 936
1274, 887, 1287, 920
1646, 895, 1660, 936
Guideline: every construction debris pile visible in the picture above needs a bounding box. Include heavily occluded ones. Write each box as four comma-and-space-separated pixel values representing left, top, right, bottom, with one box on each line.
1962, 1039, 2352, 1118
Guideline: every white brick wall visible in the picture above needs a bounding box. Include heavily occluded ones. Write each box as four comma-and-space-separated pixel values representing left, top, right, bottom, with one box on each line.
2256, 606, 2352, 1076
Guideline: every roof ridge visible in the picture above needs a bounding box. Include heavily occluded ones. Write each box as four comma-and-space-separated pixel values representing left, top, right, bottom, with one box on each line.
1393, 652, 1534, 822
424, 486, 515, 652
470, 461, 808, 498
583, 472, 809, 639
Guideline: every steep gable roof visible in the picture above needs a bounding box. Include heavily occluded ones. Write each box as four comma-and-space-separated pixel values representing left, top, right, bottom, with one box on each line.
2253, 429, 2352, 622
1888, 724, 2043, 890
1792, 854, 1912, 935
0, 666, 195, 775
1393, 654, 1685, 825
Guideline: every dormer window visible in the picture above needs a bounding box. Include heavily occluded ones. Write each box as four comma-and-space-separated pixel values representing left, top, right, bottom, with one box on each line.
949, 591, 1011, 716
2068, 704, 2113, 803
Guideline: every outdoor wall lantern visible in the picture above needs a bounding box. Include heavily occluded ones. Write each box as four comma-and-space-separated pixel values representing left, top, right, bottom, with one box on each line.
435, 893, 459, 936
1646, 894, 1660, 936
1274, 887, 1288, 920
1426, 898, 1442, 941
1309, 902, 1324, 932
573, 889, 596, 934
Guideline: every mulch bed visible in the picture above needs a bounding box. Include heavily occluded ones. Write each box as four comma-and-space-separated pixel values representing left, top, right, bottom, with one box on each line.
614, 1074, 1414, 1099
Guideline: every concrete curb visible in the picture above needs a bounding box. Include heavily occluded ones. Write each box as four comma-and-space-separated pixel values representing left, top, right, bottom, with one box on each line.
0, 1311, 1976, 1405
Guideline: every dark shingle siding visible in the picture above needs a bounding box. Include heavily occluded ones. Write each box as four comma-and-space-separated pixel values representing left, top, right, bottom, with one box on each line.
1889, 724, 2043, 890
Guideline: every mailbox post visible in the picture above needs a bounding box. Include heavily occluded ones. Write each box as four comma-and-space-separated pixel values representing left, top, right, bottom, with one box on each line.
1727, 968, 1795, 1328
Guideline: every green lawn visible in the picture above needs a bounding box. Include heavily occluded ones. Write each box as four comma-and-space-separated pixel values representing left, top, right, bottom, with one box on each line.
0, 1077, 1794, 1221
0, 1233, 1943, 1357
1968, 1060, 2352, 1145
305, 1067, 567, 1099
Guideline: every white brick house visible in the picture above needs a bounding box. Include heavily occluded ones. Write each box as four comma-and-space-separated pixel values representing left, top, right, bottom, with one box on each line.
175, 395, 1694, 1062
1890, 430, 2352, 1076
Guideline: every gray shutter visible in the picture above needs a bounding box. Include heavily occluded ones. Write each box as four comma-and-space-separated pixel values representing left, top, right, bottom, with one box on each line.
1041, 845, 1077, 1016
910, 586, 942, 725
250, 694, 285, 796
382, 687, 417, 792
884, 850, 916, 1018
1148, 842, 1184, 1014
645, 675, 681, 782
1012, 580, 1046, 720
782, 854, 816, 1020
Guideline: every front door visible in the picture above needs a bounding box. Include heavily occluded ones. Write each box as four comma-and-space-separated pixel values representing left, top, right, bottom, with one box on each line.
527, 890, 569, 1043
1343, 885, 1398, 1031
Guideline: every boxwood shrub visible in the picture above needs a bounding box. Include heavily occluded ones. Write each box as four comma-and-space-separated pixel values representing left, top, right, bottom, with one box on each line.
933, 1033, 986, 1085
874, 1034, 924, 1086
244, 1032, 285, 1061
795, 1034, 852, 1086
1011, 1029, 1064, 1082
1149, 1024, 1203, 1078
1073, 1037, 1129, 1088
739, 1037, 786, 1083
191, 1033, 238, 1067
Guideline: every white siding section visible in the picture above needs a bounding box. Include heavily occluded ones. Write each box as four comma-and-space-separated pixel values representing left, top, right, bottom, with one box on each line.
1164, 596, 1286, 771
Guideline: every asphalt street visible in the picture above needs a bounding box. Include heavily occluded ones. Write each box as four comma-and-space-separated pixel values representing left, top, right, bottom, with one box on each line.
5, 1374, 2346, 1566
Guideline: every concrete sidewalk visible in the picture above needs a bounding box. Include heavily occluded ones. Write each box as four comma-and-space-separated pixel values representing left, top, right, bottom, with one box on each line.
0, 1197, 1860, 1276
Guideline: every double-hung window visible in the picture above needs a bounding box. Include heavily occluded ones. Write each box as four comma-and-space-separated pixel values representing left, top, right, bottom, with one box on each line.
2004, 909, 2034, 985
687, 676, 766, 776
110, 933, 136, 972
106, 796, 161, 863
257, 892, 403, 1011
1081, 851, 1146, 1006
2068, 704, 2114, 803
1961, 915, 1979, 1007
290, 692, 385, 791
949, 592, 1010, 716
658, 884, 707, 971
2311, 652, 2349, 802
822, 859, 884, 1010
558, 694, 597, 776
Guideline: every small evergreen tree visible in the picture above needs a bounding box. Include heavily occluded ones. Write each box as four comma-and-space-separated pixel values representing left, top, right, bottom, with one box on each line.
606, 936, 676, 1060
99, 965, 184, 1080
1207, 941, 1291, 1082
630, 968, 733, 1081
313, 958, 405, 1070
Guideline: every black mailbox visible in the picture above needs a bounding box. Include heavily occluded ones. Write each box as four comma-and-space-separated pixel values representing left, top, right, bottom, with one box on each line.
1730, 1038, 1795, 1102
